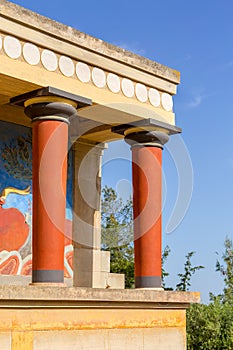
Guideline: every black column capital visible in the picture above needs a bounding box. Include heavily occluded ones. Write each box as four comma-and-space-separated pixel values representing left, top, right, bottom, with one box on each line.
24, 101, 77, 125
125, 130, 169, 149
10, 86, 92, 124
112, 118, 181, 149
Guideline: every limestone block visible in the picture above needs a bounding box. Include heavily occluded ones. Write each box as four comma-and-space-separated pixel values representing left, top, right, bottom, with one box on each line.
91, 271, 125, 289
73, 271, 93, 288
73, 220, 101, 249
0, 275, 72, 287
73, 248, 124, 288
106, 273, 125, 289
72, 141, 105, 253
75, 271, 124, 289
0, 332, 11, 350
34, 330, 108, 350
101, 250, 110, 272
75, 176, 100, 208
33, 328, 185, 350
73, 248, 111, 273
143, 327, 186, 350
92, 271, 110, 288
73, 248, 102, 272
0, 275, 31, 285
108, 329, 143, 350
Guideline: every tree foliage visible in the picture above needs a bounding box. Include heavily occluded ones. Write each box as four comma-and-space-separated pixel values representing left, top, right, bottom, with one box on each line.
187, 237, 233, 349
162, 245, 173, 290
162, 248, 204, 292
216, 237, 233, 303
176, 251, 204, 291
187, 298, 233, 350
101, 186, 134, 288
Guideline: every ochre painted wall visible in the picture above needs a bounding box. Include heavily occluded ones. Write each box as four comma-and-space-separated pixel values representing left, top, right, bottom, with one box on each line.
0, 293, 188, 350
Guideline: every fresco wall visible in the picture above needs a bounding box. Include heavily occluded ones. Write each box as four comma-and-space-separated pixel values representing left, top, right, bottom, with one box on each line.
0, 120, 73, 278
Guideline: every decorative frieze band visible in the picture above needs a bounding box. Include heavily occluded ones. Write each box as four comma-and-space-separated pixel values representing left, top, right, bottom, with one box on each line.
0, 34, 173, 112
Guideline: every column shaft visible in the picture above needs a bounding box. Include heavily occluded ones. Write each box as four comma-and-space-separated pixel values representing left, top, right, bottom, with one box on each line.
32, 120, 68, 283
113, 121, 178, 290
132, 146, 162, 288
10, 88, 91, 285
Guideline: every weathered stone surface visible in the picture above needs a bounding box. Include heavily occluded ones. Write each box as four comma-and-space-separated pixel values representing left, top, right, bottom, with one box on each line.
0, 275, 73, 286
0, 285, 197, 349
34, 330, 109, 350
0, 332, 11, 350
0, 285, 200, 305
33, 328, 185, 350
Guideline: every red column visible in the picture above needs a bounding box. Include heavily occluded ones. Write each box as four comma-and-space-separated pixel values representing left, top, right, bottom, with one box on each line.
25, 101, 76, 284
126, 131, 169, 288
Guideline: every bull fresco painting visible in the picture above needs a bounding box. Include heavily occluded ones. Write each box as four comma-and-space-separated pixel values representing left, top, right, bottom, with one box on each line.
0, 120, 73, 277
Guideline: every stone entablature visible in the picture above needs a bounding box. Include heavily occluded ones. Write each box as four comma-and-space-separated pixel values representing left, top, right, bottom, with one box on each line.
0, 33, 174, 112
0, 0, 179, 90
0, 0, 180, 141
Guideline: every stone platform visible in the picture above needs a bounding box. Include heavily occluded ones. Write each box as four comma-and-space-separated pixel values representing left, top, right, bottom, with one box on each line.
0, 286, 200, 350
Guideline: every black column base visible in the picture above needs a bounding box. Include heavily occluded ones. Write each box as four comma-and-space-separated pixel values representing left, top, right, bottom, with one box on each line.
135, 276, 162, 288
32, 270, 64, 283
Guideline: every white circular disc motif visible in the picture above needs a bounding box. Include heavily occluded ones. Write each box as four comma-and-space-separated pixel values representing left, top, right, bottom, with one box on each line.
23, 43, 40, 65
121, 78, 134, 98
59, 56, 74, 77
4, 36, 21, 59
162, 93, 173, 111
135, 83, 148, 103
92, 67, 106, 88
149, 88, 160, 107
107, 73, 120, 93
76, 62, 91, 83
0, 36, 2, 51
41, 49, 58, 71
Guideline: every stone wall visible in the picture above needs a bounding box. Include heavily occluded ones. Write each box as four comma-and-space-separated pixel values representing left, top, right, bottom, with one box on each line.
0, 286, 200, 350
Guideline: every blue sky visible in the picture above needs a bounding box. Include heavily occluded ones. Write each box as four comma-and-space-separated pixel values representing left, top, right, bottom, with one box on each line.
10, 0, 233, 302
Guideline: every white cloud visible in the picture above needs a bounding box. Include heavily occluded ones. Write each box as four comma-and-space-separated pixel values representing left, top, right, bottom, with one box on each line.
187, 94, 204, 108
186, 88, 214, 109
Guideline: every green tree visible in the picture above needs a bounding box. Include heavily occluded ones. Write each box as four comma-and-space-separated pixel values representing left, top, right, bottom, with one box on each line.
187, 237, 233, 349
176, 251, 204, 291
162, 245, 173, 290
187, 298, 233, 350
101, 186, 134, 288
216, 236, 233, 303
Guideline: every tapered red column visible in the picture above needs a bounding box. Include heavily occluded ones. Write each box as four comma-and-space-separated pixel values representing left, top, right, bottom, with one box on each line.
25, 99, 77, 284
10, 87, 91, 284
126, 131, 169, 288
